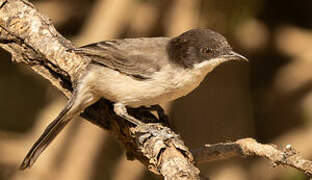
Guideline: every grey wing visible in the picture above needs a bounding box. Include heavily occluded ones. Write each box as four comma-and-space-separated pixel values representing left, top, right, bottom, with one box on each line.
73, 38, 170, 79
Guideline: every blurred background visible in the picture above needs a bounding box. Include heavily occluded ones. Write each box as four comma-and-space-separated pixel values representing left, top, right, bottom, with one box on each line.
0, 0, 312, 179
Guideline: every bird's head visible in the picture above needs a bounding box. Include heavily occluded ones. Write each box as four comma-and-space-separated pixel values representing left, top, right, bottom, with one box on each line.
168, 28, 247, 69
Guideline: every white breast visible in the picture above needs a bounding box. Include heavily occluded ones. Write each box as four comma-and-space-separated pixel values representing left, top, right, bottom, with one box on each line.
83, 62, 214, 108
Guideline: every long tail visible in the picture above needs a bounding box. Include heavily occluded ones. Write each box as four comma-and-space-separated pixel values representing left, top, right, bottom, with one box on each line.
20, 97, 76, 170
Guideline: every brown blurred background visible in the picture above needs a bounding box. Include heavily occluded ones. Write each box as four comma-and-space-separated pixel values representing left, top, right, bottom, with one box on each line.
1, 0, 312, 179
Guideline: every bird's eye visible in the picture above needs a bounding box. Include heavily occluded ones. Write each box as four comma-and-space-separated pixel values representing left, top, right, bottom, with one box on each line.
201, 47, 213, 55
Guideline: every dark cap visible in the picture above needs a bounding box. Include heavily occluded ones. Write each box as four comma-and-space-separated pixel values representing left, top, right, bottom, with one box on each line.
168, 29, 234, 68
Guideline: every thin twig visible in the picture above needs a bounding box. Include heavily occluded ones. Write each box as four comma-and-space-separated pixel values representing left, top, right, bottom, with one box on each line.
192, 138, 312, 177
1, 0, 312, 179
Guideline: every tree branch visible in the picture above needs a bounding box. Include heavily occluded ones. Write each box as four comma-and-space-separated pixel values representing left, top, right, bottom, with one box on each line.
1, 0, 311, 179
0, 0, 200, 179
192, 138, 312, 177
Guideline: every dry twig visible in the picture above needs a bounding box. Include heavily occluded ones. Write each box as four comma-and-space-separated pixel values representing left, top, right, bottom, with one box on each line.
192, 138, 312, 177
1, 0, 311, 179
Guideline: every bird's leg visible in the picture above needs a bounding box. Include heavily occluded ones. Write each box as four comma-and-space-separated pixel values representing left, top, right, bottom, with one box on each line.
114, 103, 144, 125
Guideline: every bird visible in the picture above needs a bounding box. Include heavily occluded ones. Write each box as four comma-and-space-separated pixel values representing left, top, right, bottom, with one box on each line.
19, 28, 247, 170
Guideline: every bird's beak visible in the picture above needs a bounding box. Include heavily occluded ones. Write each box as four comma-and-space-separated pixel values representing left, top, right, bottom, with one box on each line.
221, 51, 248, 62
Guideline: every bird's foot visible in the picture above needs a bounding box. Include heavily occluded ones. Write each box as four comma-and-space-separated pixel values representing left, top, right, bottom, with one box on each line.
114, 103, 144, 126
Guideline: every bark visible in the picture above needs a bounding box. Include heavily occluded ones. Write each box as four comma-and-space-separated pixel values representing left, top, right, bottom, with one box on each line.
1, 0, 311, 179
192, 138, 312, 177
0, 0, 200, 179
